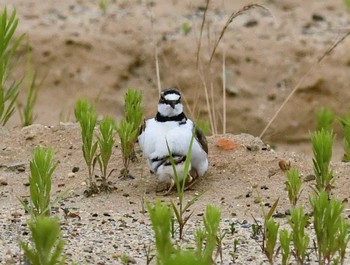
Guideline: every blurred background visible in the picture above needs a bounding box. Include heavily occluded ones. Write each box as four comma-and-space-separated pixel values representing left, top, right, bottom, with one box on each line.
1, 0, 350, 158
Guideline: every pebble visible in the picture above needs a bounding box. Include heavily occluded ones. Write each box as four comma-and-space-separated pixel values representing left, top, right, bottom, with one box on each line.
68, 172, 76, 178
0, 177, 8, 186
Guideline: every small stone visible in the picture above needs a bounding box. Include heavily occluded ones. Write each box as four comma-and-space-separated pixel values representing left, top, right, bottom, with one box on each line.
312, 13, 324, 22
68, 172, 76, 178
254, 197, 261, 204
0, 178, 8, 186
244, 19, 258, 27
72, 166, 79, 173
304, 174, 316, 182
83, 246, 93, 253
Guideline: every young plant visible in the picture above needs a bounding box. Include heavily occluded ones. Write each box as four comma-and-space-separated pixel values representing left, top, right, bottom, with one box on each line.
18, 41, 43, 126
146, 200, 174, 265
310, 191, 350, 264
337, 219, 350, 265
345, 0, 350, 9
96, 115, 116, 191
147, 200, 220, 265
285, 168, 302, 207
117, 118, 138, 178
21, 216, 65, 265
0, 7, 24, 126
167, 133, 203, 240
265, 219, 279, 264
288, 206, 310, 265
202, 205, 221, 264
311, 129, 334, 192
99, 0, 109, 13
19, 147, 57, 217
338, 114, 350, 162
261, 198, 279, 263
124, 88, 143, 160
279, 229, 291, 265
316, 107, 334, 132
75, 99, 98, 193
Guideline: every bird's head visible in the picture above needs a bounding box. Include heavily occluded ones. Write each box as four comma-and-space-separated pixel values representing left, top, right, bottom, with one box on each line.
157, 87, 183, 117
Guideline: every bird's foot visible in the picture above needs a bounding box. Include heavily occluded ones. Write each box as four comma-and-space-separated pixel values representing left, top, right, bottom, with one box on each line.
156, 179, 175, 196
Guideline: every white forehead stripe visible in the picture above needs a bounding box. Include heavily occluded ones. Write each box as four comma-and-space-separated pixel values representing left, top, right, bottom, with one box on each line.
165, 94, 180, 100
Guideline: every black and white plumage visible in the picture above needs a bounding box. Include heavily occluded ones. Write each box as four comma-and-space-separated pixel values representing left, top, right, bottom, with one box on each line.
138, 87, 208, 193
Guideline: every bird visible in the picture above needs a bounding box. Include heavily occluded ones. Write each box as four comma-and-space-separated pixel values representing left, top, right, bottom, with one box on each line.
138, 87, 208, 194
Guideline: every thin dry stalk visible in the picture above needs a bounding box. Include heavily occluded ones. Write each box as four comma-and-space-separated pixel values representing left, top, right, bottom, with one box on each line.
196, 0, 210, 67
155, 47, 161, 94
222, 48, 226, 134
210, 79, 218, 134
198, 64, 215, 134
259, 29, 350, 139
209, 4, 272, 64
146, 0, 161, 94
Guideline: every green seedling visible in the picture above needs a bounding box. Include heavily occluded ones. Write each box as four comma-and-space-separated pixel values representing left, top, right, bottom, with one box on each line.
316, 107, 334, 132
288, 206, 309, 265
167, 133, 203, 240
96, 115, 116, 191
265, 219, 279, 264
75, 99, 98, 193
147, 200, 220, 265
311, 129, 334, 192
99, 0, 109, 13
261, 198, 279, 264
19, 147, 58, 217
251, 222, 263, 239
338, 114, 350, 162
310, 191, 350, 264
17, 41, 44, 127
279, 229, 291, 265
202, 205, 221, 263
345, 0, 350, 9
124, 88, 143, 160
285, 168, 302, 207
337, 219, 350, 265
146, 200, 174, 265
182, 22, 192, 36
229, 239, 239, 263
0, 7, 24, 126
21, 216, 65, 265
117, 118, 138, 178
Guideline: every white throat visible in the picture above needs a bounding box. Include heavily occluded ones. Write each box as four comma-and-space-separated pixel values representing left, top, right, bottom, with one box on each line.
158, 103, 183, 117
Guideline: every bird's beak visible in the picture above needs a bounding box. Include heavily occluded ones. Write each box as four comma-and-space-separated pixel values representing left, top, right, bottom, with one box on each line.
169, 101, 176, 109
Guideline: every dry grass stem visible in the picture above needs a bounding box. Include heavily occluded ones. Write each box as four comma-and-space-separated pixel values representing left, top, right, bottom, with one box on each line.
259, 29, 350, 139
222, 48, 226, 134
196, 0, 210, 67
209, 4, 272, 64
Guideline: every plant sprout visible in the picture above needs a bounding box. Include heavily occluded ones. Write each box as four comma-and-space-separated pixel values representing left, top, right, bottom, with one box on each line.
0, 7, 24, 126
311, 129, 334, 192
96, 115, 116, 191
75, 99, 98, 194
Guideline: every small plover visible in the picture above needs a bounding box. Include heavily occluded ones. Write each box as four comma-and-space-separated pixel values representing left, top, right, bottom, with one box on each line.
138, 87, 208, 194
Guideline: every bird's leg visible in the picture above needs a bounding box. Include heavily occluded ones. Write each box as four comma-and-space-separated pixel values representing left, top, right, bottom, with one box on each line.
158, 179, 175, 196
184, 169, 199, 191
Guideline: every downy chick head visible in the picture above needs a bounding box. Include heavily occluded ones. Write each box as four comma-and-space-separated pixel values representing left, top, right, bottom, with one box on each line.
158, 87, 183, 117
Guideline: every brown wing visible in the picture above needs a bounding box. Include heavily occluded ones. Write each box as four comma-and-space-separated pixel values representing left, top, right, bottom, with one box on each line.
195, 126, 208, 154
139, 119, 146, 136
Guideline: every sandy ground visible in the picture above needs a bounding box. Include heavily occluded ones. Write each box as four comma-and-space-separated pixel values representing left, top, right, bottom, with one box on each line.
1, 0, 350, 264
